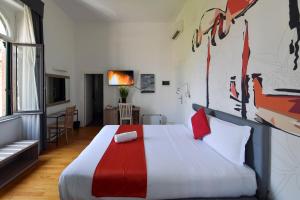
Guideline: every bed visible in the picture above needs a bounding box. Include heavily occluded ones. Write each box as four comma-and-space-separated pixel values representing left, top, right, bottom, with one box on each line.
59, 104, 270, 200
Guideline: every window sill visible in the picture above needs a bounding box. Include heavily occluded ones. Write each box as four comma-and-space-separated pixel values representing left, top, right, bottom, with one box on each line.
0, 115, 21, 123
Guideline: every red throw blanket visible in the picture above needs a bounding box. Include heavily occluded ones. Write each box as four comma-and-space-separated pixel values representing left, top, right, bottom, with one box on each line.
92, 125, 147, 198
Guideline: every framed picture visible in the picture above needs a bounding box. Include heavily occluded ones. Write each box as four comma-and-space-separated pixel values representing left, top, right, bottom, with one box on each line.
141, 74, 155, 93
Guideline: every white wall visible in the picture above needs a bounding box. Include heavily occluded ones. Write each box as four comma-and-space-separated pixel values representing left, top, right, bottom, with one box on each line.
0, 117, 22, 147
43, 0, 77, 115
74, 22, 178, 125
172, 0, 300, 199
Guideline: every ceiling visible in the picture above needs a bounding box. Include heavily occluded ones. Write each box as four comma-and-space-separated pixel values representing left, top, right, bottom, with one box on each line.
52, 0, 187, 22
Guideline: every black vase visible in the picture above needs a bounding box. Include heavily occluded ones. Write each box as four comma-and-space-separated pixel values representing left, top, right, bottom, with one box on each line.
121, 97, 126, 103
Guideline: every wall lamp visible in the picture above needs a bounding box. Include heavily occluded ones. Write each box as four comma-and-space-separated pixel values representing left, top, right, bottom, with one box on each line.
176, 83, 191, 104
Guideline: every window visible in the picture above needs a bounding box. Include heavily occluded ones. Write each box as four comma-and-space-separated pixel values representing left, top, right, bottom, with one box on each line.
0, 20, 7, 36
0, 39, 8, 117
12, 44, 43, 113
0, 8, 43, 118
0, 12, 9, 37
0, 11, 10, 118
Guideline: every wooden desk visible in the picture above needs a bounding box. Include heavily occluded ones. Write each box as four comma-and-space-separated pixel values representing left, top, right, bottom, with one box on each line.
46, 109, 79, 146
104, 107, 140, 125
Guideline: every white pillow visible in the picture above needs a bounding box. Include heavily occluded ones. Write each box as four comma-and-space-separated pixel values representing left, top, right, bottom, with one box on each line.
203, 116, 251, 166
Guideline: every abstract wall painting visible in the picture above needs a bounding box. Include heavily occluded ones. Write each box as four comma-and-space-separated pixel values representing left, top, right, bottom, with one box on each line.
191, 0, 300, 136
248, 0, 300, 136
192, 0, 257, 112
141, 74, 155, 93
192, 0, 258, 52
252, 74, 300, 135
229, 20, 250, 119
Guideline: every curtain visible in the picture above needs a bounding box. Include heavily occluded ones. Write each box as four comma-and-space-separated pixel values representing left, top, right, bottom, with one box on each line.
31, 11, 44, 44
31, 9, 45, 150
16, 5, 41, 147
30, 9, 43, 109
17, 6, 38, 110
21, 115, 40, 141
20, 0, 44, 17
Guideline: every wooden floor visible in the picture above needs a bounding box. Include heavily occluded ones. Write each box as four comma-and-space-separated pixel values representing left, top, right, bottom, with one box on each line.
0, 126, 101, 200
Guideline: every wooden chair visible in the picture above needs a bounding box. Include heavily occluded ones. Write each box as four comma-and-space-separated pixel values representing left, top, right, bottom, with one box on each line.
48, 106, 75, 144
118, 103, 133, 125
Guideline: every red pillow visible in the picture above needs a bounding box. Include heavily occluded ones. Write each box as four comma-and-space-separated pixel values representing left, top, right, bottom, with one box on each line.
191, 108, 211, 139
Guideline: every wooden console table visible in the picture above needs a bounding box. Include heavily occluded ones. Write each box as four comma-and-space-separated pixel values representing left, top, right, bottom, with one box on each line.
104, 107, 140, 125
46, 109, 79, 146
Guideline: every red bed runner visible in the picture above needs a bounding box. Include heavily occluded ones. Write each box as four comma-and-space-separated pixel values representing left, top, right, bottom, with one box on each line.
92, 125, 147, 198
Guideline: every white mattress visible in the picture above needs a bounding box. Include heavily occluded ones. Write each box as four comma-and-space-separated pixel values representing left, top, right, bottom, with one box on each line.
59, 125, 257, 200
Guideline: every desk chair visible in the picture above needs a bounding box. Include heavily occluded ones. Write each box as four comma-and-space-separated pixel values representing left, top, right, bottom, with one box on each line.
48, 106, 75, 144
118, 103, 133, 125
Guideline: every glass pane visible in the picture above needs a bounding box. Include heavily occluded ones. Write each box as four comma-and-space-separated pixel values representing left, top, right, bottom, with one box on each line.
12, 44, 43, 112
0, 19, 7, 36
46, 76, 70, 105
0, 40, 7, 117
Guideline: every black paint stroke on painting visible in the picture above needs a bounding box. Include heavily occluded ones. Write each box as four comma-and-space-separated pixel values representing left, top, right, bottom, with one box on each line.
275, 88, 300, 94
289, 0, 300, 70
230, 95, 241, 103
206, 75, 209, 108
252, 73, 262, 107
241, 75, 250, 119
234, 108, 241, 112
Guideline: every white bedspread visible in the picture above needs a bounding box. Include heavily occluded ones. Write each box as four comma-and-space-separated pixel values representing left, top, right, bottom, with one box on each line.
59, 125, 257, 200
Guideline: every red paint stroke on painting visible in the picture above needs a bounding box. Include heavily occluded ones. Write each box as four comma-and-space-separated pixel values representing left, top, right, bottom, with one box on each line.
242, 20, 250, 87
206, 37, 211, 107
227, 0, 256, 16
230, 82, 239, 99
253, 75, 300, 121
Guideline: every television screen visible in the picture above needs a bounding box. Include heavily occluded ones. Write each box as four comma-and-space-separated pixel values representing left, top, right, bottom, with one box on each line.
47, 77, 66, 104
108, 70, 134, 86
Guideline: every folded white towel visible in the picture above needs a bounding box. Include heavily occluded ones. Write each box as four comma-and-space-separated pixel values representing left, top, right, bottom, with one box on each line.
114, 131, 138, 143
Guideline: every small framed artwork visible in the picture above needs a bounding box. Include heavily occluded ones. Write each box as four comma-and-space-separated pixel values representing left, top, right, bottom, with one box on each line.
141, 74, 155, 93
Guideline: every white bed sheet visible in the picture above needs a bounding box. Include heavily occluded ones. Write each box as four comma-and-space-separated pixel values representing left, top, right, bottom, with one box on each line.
59, 125, 257, 200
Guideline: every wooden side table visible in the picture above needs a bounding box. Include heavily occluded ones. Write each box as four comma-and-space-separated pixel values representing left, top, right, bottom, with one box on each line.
103, 107, 140, 125
103, 108, 119, 125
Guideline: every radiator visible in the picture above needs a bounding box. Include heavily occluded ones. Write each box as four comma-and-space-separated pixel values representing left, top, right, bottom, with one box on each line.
141, 114, 163, 125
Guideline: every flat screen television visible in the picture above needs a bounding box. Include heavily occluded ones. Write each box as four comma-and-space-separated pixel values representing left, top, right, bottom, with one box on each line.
46, 75, 70, 106
107, 70, 134, 86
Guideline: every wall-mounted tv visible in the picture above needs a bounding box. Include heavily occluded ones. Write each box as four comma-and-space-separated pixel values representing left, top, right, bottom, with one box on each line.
46, 74, 70, 106
107, 70, 134, 86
